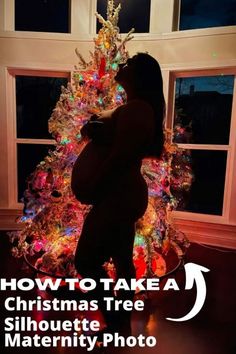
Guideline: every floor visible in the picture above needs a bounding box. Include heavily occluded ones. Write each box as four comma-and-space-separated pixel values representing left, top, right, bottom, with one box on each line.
0, 231, 236, 354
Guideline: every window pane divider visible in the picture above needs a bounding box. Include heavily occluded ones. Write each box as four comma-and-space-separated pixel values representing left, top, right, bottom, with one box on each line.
172, 210, 228, 224
9, 68, 70, 78
172, 68, 236, 78
16, 138, 56, 145
175, 144, 229, 150
226, 76, 236, 222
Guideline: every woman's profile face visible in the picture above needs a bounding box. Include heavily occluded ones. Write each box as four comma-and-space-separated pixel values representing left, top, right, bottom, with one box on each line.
114, 57, 136, 86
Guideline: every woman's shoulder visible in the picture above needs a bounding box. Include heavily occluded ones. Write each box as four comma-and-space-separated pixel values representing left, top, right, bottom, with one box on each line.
126, 98, 153, 109
114, 99, 154, 129
118, 99, 154, 117
107, 101, 155, 141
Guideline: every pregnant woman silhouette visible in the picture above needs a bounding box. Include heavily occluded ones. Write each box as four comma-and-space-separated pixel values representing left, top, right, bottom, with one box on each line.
71, 52, 165, 336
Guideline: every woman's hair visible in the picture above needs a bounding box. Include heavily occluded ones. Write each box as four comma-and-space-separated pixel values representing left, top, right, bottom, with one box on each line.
130, 52, 165, 158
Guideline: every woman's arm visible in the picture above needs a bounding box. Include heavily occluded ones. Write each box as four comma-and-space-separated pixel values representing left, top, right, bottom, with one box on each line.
80, 114, 103, 139
80, 109, 115, 142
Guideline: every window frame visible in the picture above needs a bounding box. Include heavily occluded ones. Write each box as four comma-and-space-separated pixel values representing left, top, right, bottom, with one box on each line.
167, 67, 236, 224
1, 0, 95, 37
7, 68, 71, 208
1, 0, 236, 39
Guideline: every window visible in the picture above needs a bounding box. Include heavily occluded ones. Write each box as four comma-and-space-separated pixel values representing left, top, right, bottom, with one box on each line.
17, 143, 55, 202
170, 71, 235, 216
179, 0, 236, 30
15, 0, 71, 33
174, 75, 233, 145
15, 74, 69, 202
16, 76, 67, 139
96, 0, 151, 33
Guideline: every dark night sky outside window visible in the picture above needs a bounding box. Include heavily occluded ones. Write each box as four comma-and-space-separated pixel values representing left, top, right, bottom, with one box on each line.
180, 0, 236, 30
15, 0, 70, 33
178, 150, 227, 215
97, 0, 151, 33
174, 76, 234, 145
16, 76, 68, 139
16, 75, 68, 202
172, 74, 233, 215
17, 144, 55, 202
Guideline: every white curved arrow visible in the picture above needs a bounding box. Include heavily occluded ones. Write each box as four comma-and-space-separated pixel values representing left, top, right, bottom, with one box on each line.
166, 262, 210, 322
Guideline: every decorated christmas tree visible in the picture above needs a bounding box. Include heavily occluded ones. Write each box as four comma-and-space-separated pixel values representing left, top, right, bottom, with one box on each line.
9, 0, 192, 280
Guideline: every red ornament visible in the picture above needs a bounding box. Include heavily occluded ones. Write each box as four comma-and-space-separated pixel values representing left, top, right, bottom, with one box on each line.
98, 57, 106, 78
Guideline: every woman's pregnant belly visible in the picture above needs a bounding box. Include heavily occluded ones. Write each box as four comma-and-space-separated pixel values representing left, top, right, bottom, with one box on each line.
106, 168, 149, 221
71, 140, 148, 218
71, 141, 110, 203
